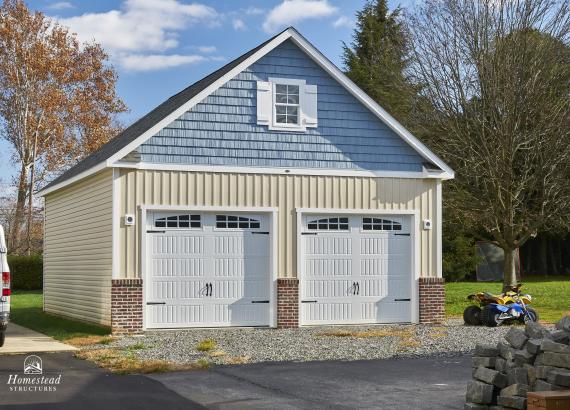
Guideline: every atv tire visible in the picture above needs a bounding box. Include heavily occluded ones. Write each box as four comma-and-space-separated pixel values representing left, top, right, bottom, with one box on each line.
463, 305, 482, 326
523, 308, 539, 324
481, 305, 500, 327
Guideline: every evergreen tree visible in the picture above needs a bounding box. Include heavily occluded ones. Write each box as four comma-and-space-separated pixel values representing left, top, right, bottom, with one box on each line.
343, 0, 414, 123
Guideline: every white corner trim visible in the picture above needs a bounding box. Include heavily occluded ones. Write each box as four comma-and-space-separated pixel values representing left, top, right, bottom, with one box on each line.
113, 161, 452, 180
436, 179, 443, 278
37, 162, 107, 196
112, 168, 120, 279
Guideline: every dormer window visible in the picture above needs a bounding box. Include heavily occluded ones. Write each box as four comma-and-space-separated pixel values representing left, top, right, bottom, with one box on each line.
256, 78, 317, 131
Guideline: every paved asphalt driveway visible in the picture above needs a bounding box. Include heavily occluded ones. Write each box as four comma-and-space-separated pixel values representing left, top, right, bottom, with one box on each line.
149, 355, 471, 410
0, 353, 470, 409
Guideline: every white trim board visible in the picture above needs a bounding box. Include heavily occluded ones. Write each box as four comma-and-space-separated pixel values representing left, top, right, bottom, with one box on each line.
113, 162, 451, 180
39, 27, 454, 196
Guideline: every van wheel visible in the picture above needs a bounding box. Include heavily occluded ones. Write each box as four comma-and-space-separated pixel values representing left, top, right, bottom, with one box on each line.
481, 305, 500, 327
463, 306, 482, 326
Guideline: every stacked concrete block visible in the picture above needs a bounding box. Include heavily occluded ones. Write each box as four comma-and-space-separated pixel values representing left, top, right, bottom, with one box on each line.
465, 316, 570, 409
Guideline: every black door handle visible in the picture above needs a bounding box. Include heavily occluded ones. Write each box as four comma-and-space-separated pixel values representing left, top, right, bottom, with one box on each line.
208, 283, 213, 297
356, 282, 360, 295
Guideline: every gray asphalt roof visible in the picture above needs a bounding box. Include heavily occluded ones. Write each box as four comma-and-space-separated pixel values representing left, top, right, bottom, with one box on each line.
41, 28, 288, 193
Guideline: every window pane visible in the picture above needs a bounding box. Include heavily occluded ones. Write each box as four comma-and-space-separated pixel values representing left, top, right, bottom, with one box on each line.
383, 224, 391, 230
287, 106, 298, 116
393, 224, 402, 231
191, 215, 200, 221
329, 218, 338, 223
287, 85, 299, 94
363, 218, 371, 224
363, 224, 371, 230
167, 216, 177, 221
179, 215, 189, 221
318, 223, 327, 229
287, 94, 299, 104
190, 222, 201, 228
167, 220, 177, 228
228, 222, 238, 228
307, 223, 317, 229
216, 222, 225, 228
276, 115, 287, 123
340, 224, 349, 230
179, 221, 190, 228
276, 93, 288, 104
250, 222, 260, 229
329, 224, 338, 230
286, 115, 298, 124
216, 215, 226, 221
228, 216, 238, 221
275, 84, 287, 94
155, 220, 166, 227
238, 222, 248, 228
340, 218, 349, 224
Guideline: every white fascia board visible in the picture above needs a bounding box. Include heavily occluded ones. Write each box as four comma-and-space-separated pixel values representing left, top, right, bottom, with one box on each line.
112, 161, 452, 180
37, 161, 107, 196
105, 30, 295, 168
288, 30, 455, 179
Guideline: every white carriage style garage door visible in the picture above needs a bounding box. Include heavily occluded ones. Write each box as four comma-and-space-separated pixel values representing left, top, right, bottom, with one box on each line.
145, 212, 271, 328
300, 214, 413, 325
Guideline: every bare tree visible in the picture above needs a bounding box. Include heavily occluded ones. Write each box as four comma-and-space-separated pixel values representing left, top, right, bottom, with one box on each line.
408, 0, 570, 289
0, 0, 127, 254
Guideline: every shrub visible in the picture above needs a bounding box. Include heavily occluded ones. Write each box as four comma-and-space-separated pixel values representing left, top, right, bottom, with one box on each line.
6, 254, 43, 290
443, 235, 480, 281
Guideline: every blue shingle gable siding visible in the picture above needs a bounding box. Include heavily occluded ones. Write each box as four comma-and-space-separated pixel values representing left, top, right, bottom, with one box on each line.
139, 40, 424, 172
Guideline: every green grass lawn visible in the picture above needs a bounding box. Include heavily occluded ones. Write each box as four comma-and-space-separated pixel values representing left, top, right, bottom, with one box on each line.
445, 276, 570, 323
9, 291, 110, 341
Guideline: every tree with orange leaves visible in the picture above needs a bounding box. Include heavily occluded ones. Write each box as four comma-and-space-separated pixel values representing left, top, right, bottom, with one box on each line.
0, 0, 127, 253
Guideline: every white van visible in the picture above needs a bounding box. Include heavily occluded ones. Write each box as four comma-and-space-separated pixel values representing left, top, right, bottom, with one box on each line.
0, 225, 10, 347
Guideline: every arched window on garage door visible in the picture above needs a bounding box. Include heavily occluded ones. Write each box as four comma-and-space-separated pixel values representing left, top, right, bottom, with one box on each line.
306, 217, 349, 231
215, 215, 261, 229
362, 217, 402, 231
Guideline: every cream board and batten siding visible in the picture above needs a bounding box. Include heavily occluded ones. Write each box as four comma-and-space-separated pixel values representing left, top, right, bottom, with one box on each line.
44, 169, 113, 325
117, 169, 438, 280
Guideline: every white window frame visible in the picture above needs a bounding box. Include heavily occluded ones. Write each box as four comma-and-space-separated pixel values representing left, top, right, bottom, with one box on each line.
268, 77, 306, 132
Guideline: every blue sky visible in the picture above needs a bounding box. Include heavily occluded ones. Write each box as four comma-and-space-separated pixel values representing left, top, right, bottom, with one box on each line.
0, 0, 414, 186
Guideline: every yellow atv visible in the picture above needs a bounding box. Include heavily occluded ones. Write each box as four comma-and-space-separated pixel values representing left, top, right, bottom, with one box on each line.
463, 285, 524, 326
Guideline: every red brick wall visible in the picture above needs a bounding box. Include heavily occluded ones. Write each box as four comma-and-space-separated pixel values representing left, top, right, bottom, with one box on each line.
419, 277, 445, 324
111, 279, 143, 334
277, 278, 299, 328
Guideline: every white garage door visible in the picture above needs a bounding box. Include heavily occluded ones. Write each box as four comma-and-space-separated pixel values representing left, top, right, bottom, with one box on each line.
300, 214, 412, 325
146, 212, 271, 328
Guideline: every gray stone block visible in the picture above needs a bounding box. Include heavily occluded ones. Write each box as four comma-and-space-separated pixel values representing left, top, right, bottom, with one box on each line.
535, 365, 557, 380
466, 381, 495, 405
473, 356, 496, 369
526, 339, 542, 354
498, 342, 515, 361
495, 358, 507, 372
547, 370, 570, 387
534, 353, 544, 366
534, 379, 553, 391
514, 349, 535, 366
507, 368, 528, 386
505, 328, 528, 349
497, 396, 526, 410
464, 403, 489, 410
550, 330, 570, 345
555, 316, 570, 333
525, 321, 544, 339
524, 364, 536, 385
541, 352, 570, 369
475, 344, 500, 357
541, 339, 570, 354
499, 383, 528, 397
473, 366, 508, 388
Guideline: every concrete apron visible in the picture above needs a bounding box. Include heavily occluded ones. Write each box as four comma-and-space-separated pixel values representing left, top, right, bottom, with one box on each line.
0, 323, 77, 354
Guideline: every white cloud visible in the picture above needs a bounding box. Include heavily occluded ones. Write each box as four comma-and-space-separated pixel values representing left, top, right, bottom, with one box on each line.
245, 7, 264, 15
47, 1, 74, 10
262, 0, 337, 33
332, 15, 354, 29
233, 18, 246, 31
119, 54, 207, 72
197, 45, 216, 53
58, 0, 218, 54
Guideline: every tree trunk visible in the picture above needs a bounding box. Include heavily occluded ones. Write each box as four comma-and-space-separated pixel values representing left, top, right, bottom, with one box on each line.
503, 247, 518, 292
10, 162, 28, 253
26, 136, 38, 256
539, 236, 548, 276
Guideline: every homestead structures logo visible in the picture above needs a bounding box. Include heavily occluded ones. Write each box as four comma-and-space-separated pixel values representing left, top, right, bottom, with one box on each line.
24, 355, 42, 374
6, 355, 62, 392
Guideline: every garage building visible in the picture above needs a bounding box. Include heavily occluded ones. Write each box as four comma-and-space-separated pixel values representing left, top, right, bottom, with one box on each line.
39, 28, 453, 334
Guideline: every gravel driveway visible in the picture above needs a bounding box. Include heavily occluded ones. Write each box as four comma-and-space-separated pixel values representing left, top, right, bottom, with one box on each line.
109, 319, 514, 365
